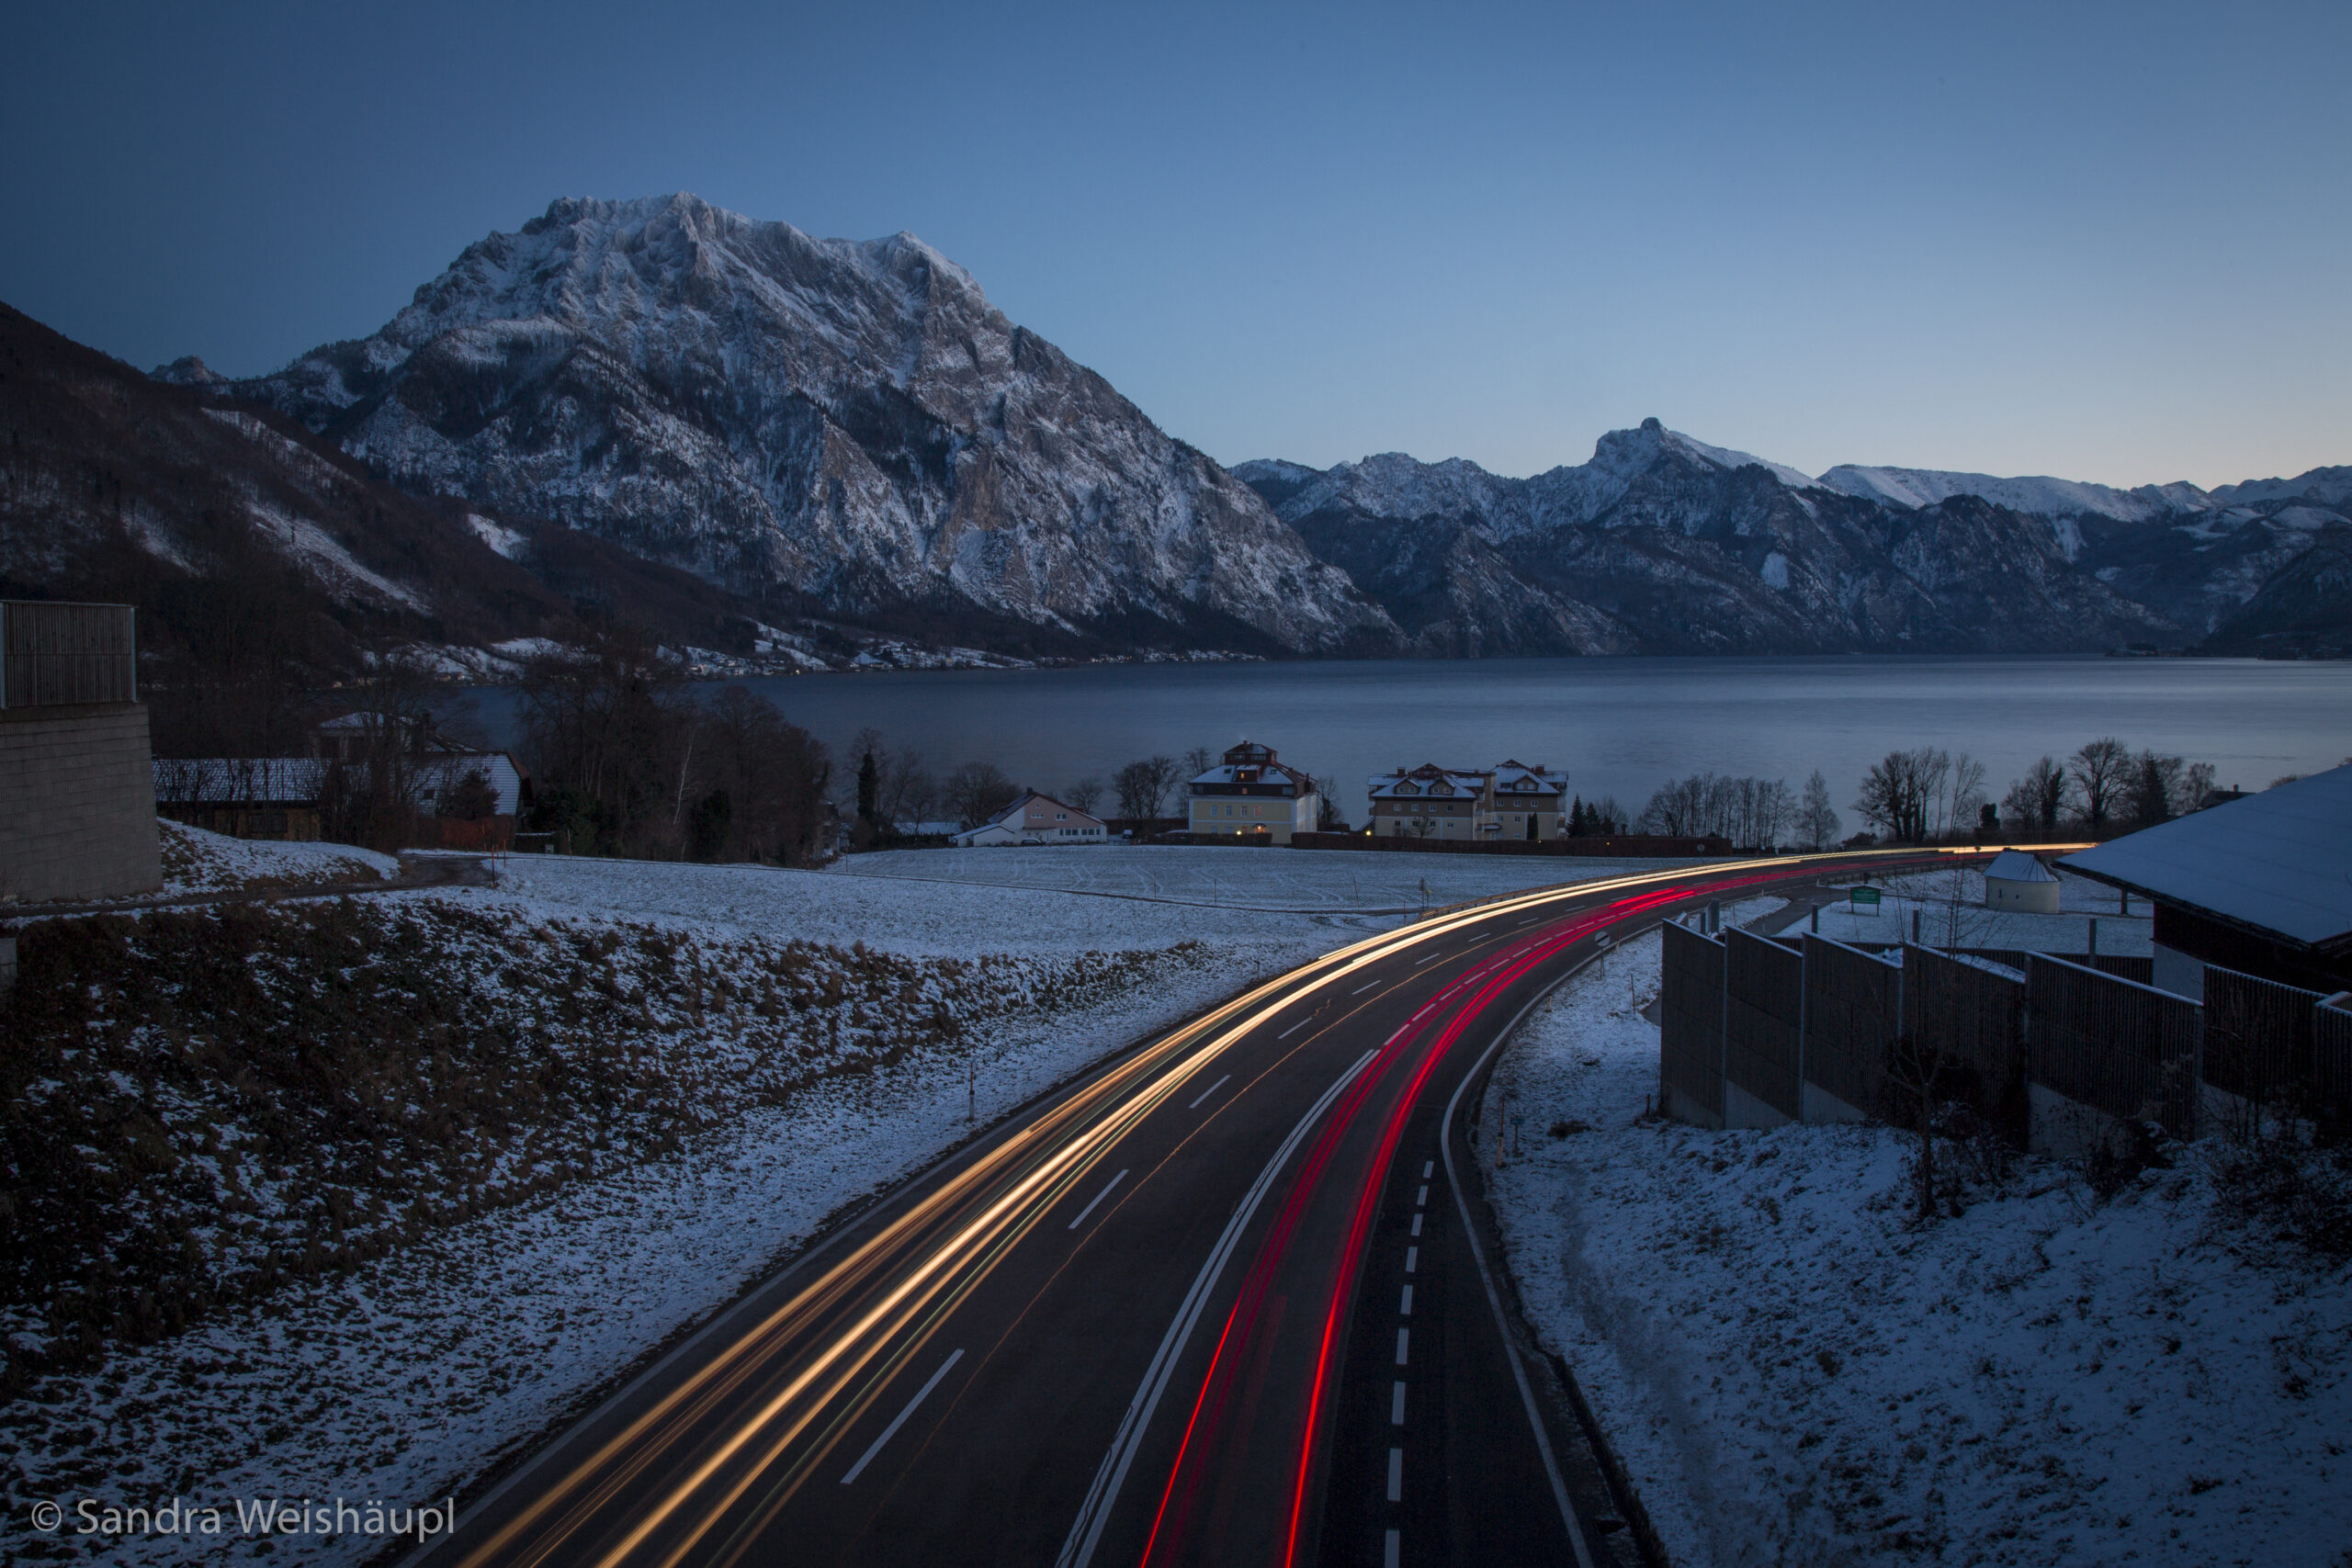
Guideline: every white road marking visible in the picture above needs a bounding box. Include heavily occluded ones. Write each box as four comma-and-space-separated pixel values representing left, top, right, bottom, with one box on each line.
1415, 1184, 1428, 1207
1185, 1074, 1231, 1110
1414, 950, 1440, 964
1404, 1246, 1418, 1273
1386, 1447, 1404, 1501
1057, 1050, 1380, 1568
1277, 1018, 1309, 1039
841, 1348, 964, 1484
1399, 1284, 1413, 1316
1067, 1169, 1129, 1230
1517, 916, 1539, 925
1395, 1328, 1410, 1366
1391, 1381, 1407, 1424
1385, 1528, 1401, 1568
1409, 1213, 1422, 1236
1352, 979, 1381, 994
1421, 1160, 1433, 1179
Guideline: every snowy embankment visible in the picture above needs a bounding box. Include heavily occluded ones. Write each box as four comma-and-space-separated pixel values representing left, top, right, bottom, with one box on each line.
1482, 927, 2352, 1567
157, 818, 401, 897
0, 852, 1413, 1565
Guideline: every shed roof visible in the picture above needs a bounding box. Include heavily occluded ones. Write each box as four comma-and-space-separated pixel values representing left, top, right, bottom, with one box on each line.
1984, 849, 2058, 883
2058, 765, 2352, 952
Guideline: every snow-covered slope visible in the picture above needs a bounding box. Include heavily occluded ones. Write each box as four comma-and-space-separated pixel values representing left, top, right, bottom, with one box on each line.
229, 195, 1395, 657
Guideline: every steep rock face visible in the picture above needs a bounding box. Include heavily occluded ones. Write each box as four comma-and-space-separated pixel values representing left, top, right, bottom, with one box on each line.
225, 195, 1394, 655
1241, 423, 2179, 655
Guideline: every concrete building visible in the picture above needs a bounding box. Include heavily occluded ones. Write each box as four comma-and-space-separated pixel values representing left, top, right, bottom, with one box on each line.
2062, 765, 2352, 999
1984, 849, 2062, 912
1186, 742, 1318, 843
954, 791, 1109, 847
0, 601, 163, 903
1489, 760, 1566, 841
1366, 760, 1566, 841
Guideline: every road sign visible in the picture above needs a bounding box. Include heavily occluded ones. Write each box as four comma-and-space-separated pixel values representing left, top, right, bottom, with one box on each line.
1849, 886, 1882, 913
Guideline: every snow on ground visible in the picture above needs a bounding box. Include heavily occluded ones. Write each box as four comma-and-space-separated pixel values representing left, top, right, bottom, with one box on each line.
8, 949, 1273, 1567
1481, 929, 2352, 1567
10, 850, 1455, 1565
825, 843, 1708, 912
1807, 865, 2153, 955
156, 819, 400, 897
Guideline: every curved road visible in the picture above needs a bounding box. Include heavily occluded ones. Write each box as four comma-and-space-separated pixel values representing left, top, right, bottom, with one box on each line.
415, 849, 1973, 1568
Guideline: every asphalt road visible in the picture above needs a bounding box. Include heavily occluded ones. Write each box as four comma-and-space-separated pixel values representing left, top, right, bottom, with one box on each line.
414, 849, 1970, 1568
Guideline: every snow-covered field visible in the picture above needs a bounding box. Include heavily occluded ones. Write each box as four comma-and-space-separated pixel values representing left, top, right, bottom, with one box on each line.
155, 818, 401, 897
6, 850, 1431, 1565
1483, 930, 2352, 1567
1807, 866, 2154, 955
826, 843, 1708, 911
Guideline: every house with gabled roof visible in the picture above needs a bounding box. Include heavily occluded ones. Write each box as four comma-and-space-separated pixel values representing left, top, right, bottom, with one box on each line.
952, 791, 1108, 847
1185, 741, 1319, 843
1368, 760, 1566, 841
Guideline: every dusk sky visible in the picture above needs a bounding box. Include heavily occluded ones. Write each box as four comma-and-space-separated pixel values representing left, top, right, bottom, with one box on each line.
6, 0, 2345, 490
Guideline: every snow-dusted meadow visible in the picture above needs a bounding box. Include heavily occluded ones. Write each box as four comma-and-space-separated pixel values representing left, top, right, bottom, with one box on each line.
824, 842, 1705, 912
15, 842, 1561, 1565
156, 818, 401, 897
1482, 928, 2352, 1567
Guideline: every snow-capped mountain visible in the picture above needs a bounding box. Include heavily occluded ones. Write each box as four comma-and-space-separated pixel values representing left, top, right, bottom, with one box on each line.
213, 194, 1393, 657
1239, 424, 2349, 657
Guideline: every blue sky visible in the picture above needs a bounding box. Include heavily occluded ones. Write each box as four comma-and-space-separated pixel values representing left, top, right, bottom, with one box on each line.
5, 0, 2344, 488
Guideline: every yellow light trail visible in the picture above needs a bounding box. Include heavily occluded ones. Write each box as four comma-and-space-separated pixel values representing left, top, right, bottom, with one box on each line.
458, 845, 2016, 1567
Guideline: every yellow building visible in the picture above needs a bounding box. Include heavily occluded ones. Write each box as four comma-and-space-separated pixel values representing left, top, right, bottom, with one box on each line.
1185, 741, 1319, 843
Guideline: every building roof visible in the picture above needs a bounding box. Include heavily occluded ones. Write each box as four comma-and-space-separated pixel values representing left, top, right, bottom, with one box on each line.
2059, 765, 2352, 952
1984, 849, 2059, 883
1369, 762, 1492, 800
1188, 740, 1313, 793
1491, 761, 1564, 799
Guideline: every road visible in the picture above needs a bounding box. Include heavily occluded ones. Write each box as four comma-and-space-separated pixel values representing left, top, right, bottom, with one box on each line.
415, 849, 1971, 1568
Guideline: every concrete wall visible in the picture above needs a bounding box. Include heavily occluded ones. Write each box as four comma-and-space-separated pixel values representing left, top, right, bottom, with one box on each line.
0, 703, 163, 903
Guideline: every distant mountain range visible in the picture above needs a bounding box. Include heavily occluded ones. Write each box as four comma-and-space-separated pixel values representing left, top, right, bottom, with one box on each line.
6, 193, 2343, 674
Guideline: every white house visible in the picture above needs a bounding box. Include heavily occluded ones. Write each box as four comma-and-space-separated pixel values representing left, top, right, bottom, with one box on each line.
1983, 849, 2061, 913
952, 791, 1109, 847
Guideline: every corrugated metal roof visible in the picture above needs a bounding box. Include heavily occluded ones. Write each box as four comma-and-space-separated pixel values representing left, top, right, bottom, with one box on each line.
1984, 849, 2058, 883
2059, 764, 2352, 950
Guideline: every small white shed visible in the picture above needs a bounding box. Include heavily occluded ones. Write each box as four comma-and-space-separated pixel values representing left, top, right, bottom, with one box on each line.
1984, 849, 2061, 913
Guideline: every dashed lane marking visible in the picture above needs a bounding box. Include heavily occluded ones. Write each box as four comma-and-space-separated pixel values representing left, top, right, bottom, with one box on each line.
1185, 1074, 1231, 1110
1067, 1170, 1129, 1231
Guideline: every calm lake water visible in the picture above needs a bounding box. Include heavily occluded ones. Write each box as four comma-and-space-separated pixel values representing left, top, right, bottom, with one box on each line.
468, 656, 2352, 820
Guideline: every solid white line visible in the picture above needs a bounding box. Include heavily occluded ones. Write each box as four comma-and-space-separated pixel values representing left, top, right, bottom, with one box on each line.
1395, 1328, 1409, 1365
1441, 948, 1631, 1568
1055, 1049, 1379, 1568
1391, 1381, 1407, 1424
1277, 1018, 1309, 1039
841, 1348, 963, 1485
1186, 1073, 1232, 1110
1067, 1169, 1129, 1230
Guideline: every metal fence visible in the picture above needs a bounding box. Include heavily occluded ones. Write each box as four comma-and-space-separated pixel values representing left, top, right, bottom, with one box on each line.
2320, 999, 2352, 1137
1, 601, 137, 708
1659, 921, 1725, 1124
1800, 936, 1901, 1120
2025, 954, 2202, 1138
2202, 966, 2323, 1118
1724, 930, 1804, 1122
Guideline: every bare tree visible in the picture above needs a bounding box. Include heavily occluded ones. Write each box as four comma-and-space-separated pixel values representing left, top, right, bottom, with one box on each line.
2071, 738, 2132, 830
1797, 770, 1839, 852
944, 761, 1021, 829
2002, 755, 2072, 835
1853, 748, 1950, 843
1064, 777, 1104, 815
1113, 755, 1180, 821
1182, 746, 1215, 780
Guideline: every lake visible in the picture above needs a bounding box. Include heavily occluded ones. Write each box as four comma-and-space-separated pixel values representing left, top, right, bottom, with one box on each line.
465, 656, 2352, 822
